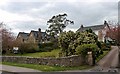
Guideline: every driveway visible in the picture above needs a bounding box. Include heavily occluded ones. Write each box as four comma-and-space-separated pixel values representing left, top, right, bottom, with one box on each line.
97, 46, 119, 68
90, 46, 119, 72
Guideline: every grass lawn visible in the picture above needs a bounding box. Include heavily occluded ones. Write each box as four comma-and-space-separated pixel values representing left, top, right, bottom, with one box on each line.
96, 50, 109, 62
4, 49, 60, 58
2, 62, 92, 72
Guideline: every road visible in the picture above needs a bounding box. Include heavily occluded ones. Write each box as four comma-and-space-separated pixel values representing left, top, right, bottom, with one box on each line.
0, 64, 41, 72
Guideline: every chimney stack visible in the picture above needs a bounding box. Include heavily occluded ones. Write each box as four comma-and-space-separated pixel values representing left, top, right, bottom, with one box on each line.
104, 20, 108, 25
81, 24, 84, 28
39, 28, 41, 32
38, 28, 41, 43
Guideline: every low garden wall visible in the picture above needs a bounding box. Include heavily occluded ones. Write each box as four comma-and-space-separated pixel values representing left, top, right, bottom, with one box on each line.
2, 55, 88, 67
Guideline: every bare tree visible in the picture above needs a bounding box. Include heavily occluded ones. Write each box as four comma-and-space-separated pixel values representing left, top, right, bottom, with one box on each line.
0, 22, 15, 54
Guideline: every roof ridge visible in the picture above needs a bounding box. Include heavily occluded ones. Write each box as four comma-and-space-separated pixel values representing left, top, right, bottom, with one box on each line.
83, 24, 104, 28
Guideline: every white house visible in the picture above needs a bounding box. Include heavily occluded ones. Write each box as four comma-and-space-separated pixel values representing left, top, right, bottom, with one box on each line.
77, 21, 110, 42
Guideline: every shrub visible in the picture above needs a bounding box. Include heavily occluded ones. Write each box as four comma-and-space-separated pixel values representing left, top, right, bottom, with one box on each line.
19, 43, 39, 53
2, 50, 6, 54
39, 42, 53, 48
38, 42, 54, 52
96, 41, 101, 49
58, 31, 75, 56
39, 47, 53, 52
101, 42, 111, 51
75, 44, 99, 57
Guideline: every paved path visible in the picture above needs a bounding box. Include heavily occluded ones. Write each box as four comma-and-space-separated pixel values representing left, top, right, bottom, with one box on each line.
0, 64, 41, 72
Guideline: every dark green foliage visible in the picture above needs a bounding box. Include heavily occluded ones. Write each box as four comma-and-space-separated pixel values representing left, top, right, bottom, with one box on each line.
39, 42, 53, 48
96, 41, 102, 49
2, 50, 6, 54
101, 42, 111, 51
46, 13, 74, 38
38, 42, 54, 52
39, 47, 53, 52
75, 44, 99, 57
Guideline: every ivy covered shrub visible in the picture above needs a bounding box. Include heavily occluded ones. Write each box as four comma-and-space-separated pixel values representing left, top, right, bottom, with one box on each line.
75, 44, 99, 57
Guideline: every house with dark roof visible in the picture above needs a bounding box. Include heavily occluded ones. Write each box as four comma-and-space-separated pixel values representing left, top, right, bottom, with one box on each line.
77, 21, 110, 42
16, 28, 50, 43
16, 32, 29, 43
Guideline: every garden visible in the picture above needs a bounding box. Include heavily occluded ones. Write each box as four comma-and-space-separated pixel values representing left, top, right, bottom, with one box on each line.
3, 29, 111, 62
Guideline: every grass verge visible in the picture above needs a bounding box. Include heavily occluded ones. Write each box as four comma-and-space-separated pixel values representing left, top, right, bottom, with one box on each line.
4, 49, 60, 58
2, 62, 92, 72
96, 50, 109, 62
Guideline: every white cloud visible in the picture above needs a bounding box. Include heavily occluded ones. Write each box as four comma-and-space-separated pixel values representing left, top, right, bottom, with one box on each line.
0, 9, 46, 24
2, 0, 118, 2
0, 1, 118, 36
0, 9, 32, 22
0, 0, 9, 6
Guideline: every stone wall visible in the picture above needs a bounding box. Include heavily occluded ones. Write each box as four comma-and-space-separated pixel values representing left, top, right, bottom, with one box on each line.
2, 55, 87, 67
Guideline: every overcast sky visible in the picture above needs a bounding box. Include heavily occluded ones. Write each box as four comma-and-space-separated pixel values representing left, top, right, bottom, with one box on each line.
0, 0, 119, 36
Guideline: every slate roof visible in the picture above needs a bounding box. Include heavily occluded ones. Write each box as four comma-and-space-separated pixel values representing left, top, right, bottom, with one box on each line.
30, 31, 39, 39
77, 24, 105, 32
17, 32, 29, 39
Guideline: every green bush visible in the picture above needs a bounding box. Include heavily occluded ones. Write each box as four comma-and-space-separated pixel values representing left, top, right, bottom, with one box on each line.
39, 42, 53, 48
38, 42, 54, 52
96, 41, 101, 49
19, 43, 39, 53
75, 44, 99, 57
39, 47, 53, 52
101, 42, 111, 51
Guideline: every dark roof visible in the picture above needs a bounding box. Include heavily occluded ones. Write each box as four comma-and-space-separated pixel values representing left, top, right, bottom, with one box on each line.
77, 24, 105, 32
17, 28, 49, 41
30, 30, 47, 39
17, 32, 29, 39
30, 31, 39, 39
41, 32, 46, 37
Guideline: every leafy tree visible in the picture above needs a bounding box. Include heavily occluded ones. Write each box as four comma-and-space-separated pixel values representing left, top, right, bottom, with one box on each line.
46, 13, 74, 38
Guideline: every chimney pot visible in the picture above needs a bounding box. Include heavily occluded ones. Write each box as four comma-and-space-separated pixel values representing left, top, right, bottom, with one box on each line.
39, 28, 41, 32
